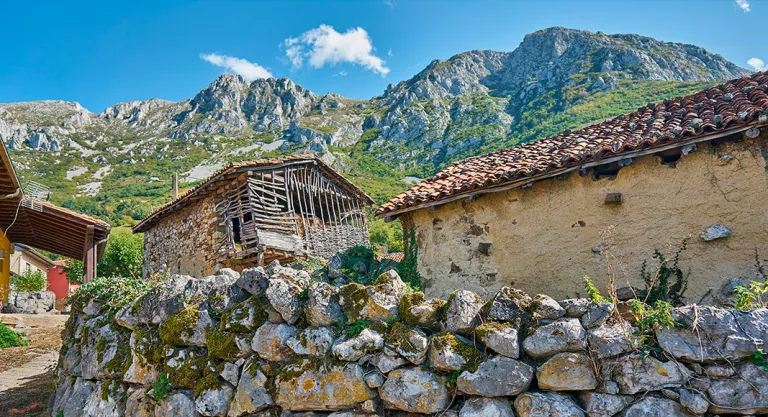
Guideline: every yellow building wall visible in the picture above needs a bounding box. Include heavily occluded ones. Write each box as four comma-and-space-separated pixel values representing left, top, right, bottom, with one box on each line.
408, 133, 768, 303
0, 233, 11, 303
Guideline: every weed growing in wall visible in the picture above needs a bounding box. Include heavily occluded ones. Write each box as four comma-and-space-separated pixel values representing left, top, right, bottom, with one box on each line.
69, 275, 160, 315
640, 239, 689, 305
10, 270, 47, 293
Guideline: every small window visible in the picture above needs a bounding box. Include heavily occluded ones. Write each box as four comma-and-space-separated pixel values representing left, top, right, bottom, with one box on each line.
232, 217, 242, 244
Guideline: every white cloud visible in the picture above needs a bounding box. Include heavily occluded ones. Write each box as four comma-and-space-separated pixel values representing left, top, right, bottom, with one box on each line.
383, 0, 394, 7
388, 49, 393, 57
283, 25, 390, 76
736, 0, 751, 12
333, 71, 348, 77
748, 57, 767, 72
200, 53, 272, 80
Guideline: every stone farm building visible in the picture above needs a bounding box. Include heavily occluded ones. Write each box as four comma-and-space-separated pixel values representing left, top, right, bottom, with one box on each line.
134, 156, 373, 278
377, 73, 768, 302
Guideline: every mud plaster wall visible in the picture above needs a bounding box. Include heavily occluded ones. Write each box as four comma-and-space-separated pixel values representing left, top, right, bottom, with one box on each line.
409, 133, 768, 302
142, 194, 220, 278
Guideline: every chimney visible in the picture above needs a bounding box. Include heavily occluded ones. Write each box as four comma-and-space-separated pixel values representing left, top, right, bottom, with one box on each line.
172, 173, 179, 200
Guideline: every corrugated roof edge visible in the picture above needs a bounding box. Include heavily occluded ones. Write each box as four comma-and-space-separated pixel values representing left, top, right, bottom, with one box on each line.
133, 155, 374, 233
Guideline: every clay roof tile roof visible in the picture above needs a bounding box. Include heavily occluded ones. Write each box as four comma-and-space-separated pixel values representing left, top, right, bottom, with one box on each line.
376, 73, 768, 217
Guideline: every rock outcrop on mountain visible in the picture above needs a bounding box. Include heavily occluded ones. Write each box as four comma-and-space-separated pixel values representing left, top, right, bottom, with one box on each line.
0, 27, 751, 223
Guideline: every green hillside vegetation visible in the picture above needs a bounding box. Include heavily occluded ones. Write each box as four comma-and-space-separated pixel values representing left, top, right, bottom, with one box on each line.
13, 79, 715, 256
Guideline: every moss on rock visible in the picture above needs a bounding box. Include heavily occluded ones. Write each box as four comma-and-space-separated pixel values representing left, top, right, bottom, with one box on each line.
430, 331, 482, 373
219, 296, 270, 333
205, 328, 240, 360
160, 306, 199, 346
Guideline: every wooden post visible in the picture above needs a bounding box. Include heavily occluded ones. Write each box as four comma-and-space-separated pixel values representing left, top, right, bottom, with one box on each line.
172, 173, 179, 200
83, 225, 96, 283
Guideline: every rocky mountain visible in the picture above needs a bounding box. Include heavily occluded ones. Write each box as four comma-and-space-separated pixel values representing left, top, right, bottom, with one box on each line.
0, 27, 750, 226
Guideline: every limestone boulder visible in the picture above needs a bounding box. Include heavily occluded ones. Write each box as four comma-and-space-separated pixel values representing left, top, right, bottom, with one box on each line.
476, 322, 519, 358
155, 391, 199, 417
124, 329, 161, 385
219, 362, 239, 386
124, 386, 155, 417
195, 383, 234, 417
370, 352, 409, 374
287, 326, 335, 357
267, 261, 313, 288
603, 354, 685, 395
52, 377, 96, 417
707, 362, 768, 415
219, 296, 269, 333
398, 292, 445, 327
444, 290, 484, 335
532, 294, 566, 320
522, 318, 586, 359
160, 308, 212, 347
163, 347, 208, 390
537, 352, 597, 391
235, 267, 270, 296
115, 303, 140, 330
275, 360, 374, 411
622, 397, 696, 417
332, 328, 384, 361
514, 392, 584, 417
587, 322, 638, 359
678, 389, 709, 415
135, 273, 243, 325
484, 287, 533, 323
580, 303, 614, 329
228, 360, 273, 416
379, 367, 450, 414
252, 323, 298, 362
338, 278, 403, 323
83, 379, 126, 417
428, 332, 482, 372
457, 356, 534, 397
266, 278, 305, 325
387, 323, 428, 365
656, 306, 768, 363
559, 298, 591, 318
80, 321, 130, 380
305, 282, 344, 326
576, 392, 632, 417
460, 397, 515, 417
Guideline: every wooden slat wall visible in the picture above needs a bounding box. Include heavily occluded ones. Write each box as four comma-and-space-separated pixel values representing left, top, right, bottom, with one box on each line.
215, 161, 369, 264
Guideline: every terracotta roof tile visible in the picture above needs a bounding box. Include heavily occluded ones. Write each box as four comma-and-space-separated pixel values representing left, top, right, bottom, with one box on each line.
376, 73, 768, 217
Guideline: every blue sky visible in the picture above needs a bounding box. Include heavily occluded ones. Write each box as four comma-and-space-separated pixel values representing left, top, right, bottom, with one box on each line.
1, 0, 766, 112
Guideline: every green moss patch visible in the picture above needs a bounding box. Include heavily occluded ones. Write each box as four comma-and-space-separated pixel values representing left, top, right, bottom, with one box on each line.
205, 328, 240, 360
160, 307, 199, 346
430, 332, 482, 373
219, 296, 270, 333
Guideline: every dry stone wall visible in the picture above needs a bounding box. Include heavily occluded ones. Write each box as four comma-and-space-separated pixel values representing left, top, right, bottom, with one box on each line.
53, 264, 768, 417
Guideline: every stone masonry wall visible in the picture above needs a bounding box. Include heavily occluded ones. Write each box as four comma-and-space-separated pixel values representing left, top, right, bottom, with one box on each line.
407, 133, 768, 302
53, 263, 768, 416
142, 194, 220, 279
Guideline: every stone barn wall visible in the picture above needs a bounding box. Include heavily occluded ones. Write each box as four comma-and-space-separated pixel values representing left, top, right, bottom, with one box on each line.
142, 194, 220, 278
53, 265, 768, 416
405, 133, 768, 302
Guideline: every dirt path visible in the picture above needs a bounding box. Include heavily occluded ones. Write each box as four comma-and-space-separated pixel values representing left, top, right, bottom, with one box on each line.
0, 316, 64, 415
0, 350, 59, 392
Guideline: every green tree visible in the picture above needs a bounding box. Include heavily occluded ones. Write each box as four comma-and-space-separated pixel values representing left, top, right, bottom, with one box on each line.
368, 216, 404, 253
66, 230, 144, 282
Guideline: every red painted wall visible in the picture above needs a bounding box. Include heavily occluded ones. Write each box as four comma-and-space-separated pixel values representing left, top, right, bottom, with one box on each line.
47, 265, 69, 300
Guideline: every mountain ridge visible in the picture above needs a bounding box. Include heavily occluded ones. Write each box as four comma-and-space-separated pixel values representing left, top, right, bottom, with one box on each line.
0, 27, 752, 226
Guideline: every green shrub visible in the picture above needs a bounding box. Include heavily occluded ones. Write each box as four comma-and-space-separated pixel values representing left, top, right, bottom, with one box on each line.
10, 269, 47, 293
0, 321, 28, 348
69, 274, 160, 315
368, 216, 404, 253
66, 230, 144, 283
151, 373, 172, 400
629, 299, 675, 342
640, 239, 689, 305
735, 281, 768, 311
583, 276, 608, 303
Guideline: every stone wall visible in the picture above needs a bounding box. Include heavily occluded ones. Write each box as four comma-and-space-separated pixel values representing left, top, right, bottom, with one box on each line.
53, 264, 768, 416
405, 133, 768, 302
142, 194, 220, 278
4, 290, 55, 313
